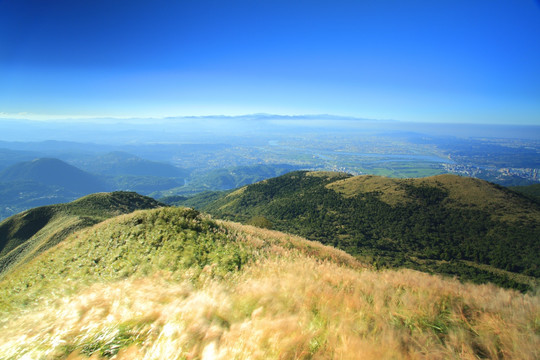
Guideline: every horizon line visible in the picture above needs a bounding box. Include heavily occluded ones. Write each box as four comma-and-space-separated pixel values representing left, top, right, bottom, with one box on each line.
1, 112, 539, 127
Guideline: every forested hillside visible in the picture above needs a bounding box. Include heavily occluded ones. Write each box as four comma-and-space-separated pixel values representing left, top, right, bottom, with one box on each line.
180, 171, 540, 291
511, 183, 540, 202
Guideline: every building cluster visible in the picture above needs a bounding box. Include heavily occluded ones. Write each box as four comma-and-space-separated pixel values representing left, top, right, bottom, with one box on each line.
443, 164, 539, 182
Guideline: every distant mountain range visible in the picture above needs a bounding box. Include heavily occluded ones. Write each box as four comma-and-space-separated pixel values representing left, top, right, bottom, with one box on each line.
0, 155, 306, 220
0, 148, 41, 170
173, 171, 540, 291
0, 157, 107, 194
0, 158, 110, 219
71, 151, 188, 177
0, 156, 187, 220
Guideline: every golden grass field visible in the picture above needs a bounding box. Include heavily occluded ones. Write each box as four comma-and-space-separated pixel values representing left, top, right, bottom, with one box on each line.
327, 174, 540, 223
0, 207, 538, 359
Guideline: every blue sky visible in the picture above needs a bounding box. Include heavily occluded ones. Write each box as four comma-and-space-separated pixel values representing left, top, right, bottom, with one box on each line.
1, 0, 539, 124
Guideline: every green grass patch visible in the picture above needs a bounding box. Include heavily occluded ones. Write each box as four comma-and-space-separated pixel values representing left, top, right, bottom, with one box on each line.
0, 207, 258, 315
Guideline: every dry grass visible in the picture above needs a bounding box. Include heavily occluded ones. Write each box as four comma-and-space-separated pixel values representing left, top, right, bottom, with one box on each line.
0, 207, 538, 359
417, 175, 540, 222
305, 171, 350, 179
326, 175, 409, 205
326, 173, 540, 222
221, 220, 367, 270
0, 252, 538, 359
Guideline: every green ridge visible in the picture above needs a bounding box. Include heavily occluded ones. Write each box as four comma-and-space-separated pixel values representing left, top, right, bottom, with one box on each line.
0, 157, 107, 194
0, 206, 359, 314
180, 171, 540, 291
511, 183, 540, 202
0, 205, 536, 360
0, 191, 163, 276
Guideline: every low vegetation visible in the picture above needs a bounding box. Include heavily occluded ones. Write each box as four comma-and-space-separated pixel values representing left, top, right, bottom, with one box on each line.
0, 206, 538, 359
511, 183, 540, 203
0, 192, 162, 276
180, 171, 540, 291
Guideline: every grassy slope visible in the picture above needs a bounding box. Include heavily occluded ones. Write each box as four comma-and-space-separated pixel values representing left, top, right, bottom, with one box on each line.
0, 192, 163, 276
0, 207, 537, 359
327, 173, 539, 223
183, 171, 540, 291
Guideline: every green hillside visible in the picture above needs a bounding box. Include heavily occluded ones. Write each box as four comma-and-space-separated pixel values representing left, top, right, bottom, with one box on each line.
0, 191, 162, 276
180, 171, 540, 291
0, 206, 538, 359
511, 183, 540, 202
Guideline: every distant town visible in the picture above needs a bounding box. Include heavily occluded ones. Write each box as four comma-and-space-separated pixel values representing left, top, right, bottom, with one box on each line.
443, 163, 539, 184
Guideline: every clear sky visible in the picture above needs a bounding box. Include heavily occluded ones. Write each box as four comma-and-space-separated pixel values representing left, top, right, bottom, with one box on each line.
1, 0, 539, 124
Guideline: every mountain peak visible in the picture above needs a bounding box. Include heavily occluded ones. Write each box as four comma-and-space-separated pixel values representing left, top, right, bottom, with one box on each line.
0, 191, 163, 276
181, 171, 540, 291
0, 206, 537, 359
0, 157, 108, 194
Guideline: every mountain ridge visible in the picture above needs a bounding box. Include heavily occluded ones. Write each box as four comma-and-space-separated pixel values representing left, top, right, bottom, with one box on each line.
326, 173, 538, 222
0, 205, 537, 359
0, 157, 108, 194
0, 156, 185, 220
0, 191, 163, 276
178, 171, 540, 291
72, 151, 188, 178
